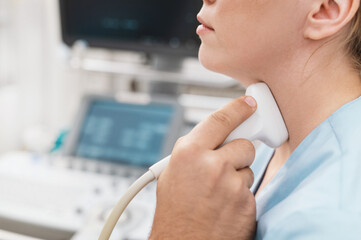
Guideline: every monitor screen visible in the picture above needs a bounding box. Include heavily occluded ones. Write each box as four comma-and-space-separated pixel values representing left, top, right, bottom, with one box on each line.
59, 0, 202, 56
74, 99, 175, 167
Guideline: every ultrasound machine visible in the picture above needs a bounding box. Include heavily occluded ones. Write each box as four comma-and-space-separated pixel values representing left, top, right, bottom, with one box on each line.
0, 94, 184, 240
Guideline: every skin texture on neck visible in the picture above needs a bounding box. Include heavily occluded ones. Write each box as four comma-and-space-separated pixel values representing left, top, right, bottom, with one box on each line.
252, 39, 361, 196
262, 41, 361, 157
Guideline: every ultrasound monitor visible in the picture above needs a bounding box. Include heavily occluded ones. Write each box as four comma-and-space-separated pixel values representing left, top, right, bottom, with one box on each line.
64, 95, 183, 167
59, 0, 202, 57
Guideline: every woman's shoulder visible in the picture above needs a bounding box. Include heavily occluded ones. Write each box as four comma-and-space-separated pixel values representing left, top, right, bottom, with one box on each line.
327, 95, 361, 156
256, 206, 361, 240
255, 96, 361, 239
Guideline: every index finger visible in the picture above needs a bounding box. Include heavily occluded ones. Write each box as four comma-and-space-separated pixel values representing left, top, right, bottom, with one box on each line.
189, 96, 257, 150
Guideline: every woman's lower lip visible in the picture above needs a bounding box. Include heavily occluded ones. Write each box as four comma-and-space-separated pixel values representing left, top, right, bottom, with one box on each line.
196, 24, 214, 35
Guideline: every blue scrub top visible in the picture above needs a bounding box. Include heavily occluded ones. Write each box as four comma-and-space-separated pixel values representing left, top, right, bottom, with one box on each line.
250, 96, 361, 240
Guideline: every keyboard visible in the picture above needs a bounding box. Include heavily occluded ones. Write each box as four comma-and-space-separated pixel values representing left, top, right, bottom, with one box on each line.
0, 152, 156, 240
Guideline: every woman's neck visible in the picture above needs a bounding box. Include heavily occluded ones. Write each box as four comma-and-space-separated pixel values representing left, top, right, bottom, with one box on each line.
262, 47, 361, 157
252, 46, 361, 197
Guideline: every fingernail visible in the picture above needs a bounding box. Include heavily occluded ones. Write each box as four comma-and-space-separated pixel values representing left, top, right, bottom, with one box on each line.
244, 96, 257, 108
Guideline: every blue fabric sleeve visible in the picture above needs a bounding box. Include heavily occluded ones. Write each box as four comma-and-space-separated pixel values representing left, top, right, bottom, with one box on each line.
259, 207, 361, 240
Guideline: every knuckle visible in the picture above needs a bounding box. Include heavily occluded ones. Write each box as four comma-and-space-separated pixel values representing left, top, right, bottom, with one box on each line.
174, 137, 195, 152
205, 154, 222, 172
243, 140, 256, 159
174, 136, 186, 148
176, 142, 199, 156
210, 111, 233, 128
245, 167, 255, 182
248, 168, 255, 184
243, 139, 255, 153
239, 168, 254, 188
204, 154, 226, 185
208, 153, 232, 174
172, 138, 203, 163
236, 139, 255, 164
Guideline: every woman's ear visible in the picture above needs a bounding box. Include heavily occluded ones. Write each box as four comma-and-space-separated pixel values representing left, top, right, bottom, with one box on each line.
304, 0, 360, 40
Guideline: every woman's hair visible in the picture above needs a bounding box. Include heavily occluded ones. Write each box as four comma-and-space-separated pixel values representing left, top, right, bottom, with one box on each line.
346, 5, 361, 72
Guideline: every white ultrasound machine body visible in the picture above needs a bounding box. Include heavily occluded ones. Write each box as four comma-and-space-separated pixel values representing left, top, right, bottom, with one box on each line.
0, 94, 184, 240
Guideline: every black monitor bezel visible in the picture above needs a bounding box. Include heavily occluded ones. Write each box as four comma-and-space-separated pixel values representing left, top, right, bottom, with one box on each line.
59, 0, 201, 57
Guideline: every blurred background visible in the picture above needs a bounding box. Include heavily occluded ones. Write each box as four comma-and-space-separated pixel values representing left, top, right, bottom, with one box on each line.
0, 0, 245, 239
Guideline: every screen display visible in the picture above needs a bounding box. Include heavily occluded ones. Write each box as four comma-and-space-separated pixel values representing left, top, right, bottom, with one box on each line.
60, 0, 202, 56
75, 100, 175, 166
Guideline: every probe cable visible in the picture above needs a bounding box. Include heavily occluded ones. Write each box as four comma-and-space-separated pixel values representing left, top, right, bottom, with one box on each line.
98, 155, 170, 240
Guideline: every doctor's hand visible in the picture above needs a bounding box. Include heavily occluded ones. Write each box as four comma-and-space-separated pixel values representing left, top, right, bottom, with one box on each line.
149, 96, 257, 240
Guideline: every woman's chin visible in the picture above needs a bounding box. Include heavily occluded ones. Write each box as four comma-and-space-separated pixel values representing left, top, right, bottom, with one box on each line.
198, 50, 259, 88
198, 49, 225, 75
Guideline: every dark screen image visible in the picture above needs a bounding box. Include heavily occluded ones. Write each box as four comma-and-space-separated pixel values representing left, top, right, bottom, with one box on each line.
60, 0, 202, 55
75, 100, 174, 167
